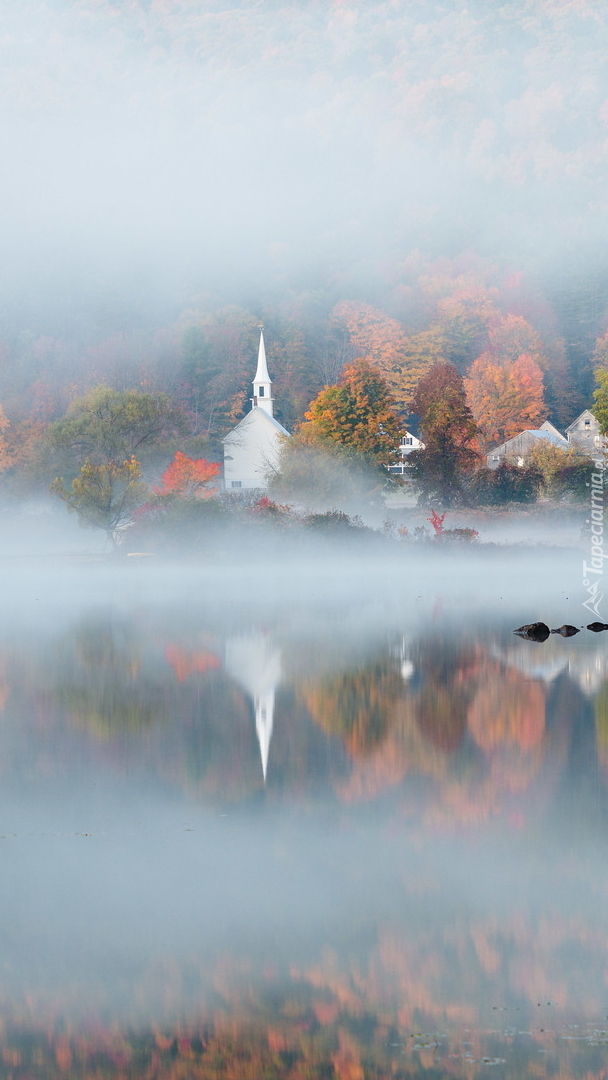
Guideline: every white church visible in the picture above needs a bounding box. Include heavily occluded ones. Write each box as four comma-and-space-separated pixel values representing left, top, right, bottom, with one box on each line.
222, 330, 290, 491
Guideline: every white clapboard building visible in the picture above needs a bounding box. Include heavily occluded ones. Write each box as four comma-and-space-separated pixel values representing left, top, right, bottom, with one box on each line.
222, 330, 290, 491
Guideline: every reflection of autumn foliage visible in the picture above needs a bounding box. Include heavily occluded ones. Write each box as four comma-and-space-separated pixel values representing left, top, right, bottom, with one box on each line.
54, 618, 168, 738
468, 667, 545, 753
164, 644, 220, 682
301, 658, 404, 756
594, 682, 608, 775
417, 684, 467, 751
414, 639, 478, 751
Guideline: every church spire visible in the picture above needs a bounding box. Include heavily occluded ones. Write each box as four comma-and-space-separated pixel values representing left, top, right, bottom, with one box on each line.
251, 328, 273, 417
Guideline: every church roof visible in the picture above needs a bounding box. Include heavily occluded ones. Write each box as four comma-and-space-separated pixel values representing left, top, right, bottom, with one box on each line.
222, 407, 290, 443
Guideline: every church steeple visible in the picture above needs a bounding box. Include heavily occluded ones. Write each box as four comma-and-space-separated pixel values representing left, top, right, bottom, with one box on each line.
251, 328, 273, 417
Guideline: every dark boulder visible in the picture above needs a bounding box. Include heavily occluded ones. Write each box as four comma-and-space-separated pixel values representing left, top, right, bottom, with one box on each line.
514, 622, 550, 642
587, 622, 608, 632
550, 625, 580, 637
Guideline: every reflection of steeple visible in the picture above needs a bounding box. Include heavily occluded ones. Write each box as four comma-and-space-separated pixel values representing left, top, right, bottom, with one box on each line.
224, 634, 281, 781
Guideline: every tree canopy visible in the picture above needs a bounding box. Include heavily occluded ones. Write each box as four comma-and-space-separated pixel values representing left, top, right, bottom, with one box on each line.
298, 358, 403, 469
465, 351, 547, 446
51, 457, 148, 547
47, 386, 187, 468
408, 361, 479, 506
593, 368, 608, 435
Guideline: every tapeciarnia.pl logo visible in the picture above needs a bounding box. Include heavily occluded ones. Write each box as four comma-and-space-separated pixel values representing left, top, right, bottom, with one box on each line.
583, 459, 606, 617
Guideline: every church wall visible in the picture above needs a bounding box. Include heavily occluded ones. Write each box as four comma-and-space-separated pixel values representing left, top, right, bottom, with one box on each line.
223, 412, 285, 491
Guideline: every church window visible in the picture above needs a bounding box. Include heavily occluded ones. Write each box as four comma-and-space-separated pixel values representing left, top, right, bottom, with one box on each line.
259, 386, 264, 396
231, 481, 242, 488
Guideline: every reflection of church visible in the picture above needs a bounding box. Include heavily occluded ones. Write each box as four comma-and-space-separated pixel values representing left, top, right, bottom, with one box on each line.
224, 634, 281, 781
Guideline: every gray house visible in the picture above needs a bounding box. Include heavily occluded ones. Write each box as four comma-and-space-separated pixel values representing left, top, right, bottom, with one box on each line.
565, 409, 603, 452
486, 421, 568, 470
487, 411, 605, 470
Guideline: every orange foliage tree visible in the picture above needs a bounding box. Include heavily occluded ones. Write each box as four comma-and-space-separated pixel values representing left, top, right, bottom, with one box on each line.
332, 301, 445, 410
299, 358, 403, 469
464, 351, 547, 446
464, 313, 548, 446
154, 452, 220, 498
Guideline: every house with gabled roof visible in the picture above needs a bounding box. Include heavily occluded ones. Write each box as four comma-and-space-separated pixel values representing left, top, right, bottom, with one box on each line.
565, 409, 604, 452
486, 420, 569, 470
486, 410, 605, 470
222, 330, 290, 491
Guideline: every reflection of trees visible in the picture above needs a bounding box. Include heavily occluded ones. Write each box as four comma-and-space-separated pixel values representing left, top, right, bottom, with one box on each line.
300, 657, 404, 755
468, 668, 545, 753
412, 639, 479, 751
296, 639, 558, 818
594, 681, 608, 774
54, 617, 169, 737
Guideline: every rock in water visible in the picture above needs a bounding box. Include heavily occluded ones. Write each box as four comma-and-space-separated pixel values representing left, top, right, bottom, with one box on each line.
587, 622, 608, 632
514, 622, 550, 642
550, 625, 580, 637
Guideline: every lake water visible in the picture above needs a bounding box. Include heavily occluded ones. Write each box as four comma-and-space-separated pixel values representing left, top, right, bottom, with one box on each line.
1, 546, 608, 1077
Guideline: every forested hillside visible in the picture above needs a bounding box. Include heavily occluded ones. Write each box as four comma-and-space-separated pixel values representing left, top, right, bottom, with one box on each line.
1, 0, 608, 486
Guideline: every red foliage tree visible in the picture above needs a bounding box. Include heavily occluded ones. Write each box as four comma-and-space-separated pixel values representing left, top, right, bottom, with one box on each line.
154, 452, 220, 498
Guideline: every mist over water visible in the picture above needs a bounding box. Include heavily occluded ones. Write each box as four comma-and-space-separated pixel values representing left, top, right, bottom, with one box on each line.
0, 547, 606, 1070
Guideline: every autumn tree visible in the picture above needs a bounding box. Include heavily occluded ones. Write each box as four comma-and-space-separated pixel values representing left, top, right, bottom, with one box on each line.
464, 351, 547, 446
407, 362, 479, 506
51, 457, 148, 548
154, 452, 220, 498
526, 440, 590, 499
485, 314, 547, 367
433, 286, 499, 370
593, 368, 608, 435
332, 301, 446, 410
298, 358, 403, 471
46, 385, 187, 469
592, 331, 608, 372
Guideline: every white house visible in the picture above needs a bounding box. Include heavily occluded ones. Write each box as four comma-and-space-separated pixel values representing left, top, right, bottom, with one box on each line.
222, 330, 290, 491
387, 431, 425, 477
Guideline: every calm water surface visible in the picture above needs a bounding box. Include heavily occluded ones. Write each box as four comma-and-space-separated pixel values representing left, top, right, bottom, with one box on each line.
0, 548, 607, 1078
